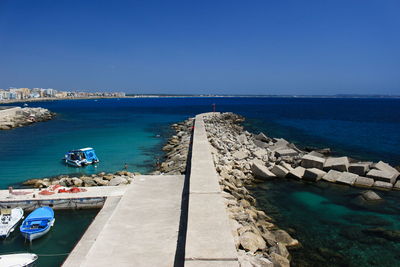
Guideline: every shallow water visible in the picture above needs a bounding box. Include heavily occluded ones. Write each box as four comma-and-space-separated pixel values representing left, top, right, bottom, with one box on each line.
0, 209, 99, 266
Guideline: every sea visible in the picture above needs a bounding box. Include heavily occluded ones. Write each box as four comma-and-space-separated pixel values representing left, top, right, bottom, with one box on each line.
0, 97, 399, 266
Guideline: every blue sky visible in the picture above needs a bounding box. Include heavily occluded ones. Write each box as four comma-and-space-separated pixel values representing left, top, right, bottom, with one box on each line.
0, 0, 399, 95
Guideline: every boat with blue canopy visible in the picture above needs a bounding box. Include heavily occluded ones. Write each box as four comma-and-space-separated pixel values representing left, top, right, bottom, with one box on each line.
64, 147, 99, 167
20, 206, 55, 241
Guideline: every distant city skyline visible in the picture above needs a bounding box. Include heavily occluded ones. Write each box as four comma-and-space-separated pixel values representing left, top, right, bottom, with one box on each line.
0, 0, 399, 95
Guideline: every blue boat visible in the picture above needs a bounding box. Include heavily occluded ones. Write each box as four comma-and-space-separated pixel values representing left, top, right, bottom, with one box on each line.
64, 147, 99, 167
20, 207, 55, 241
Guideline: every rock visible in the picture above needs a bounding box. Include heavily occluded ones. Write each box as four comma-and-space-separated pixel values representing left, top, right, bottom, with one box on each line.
303, 168, 326, 182
270, 252, 290, 267
253, 139, 269, 149
23, 179, 40, 186
233, 149, 248, 160
367, 169, 397, 184
307, 151, 324, 157
71, 177, 83, 187
301, 154, 325, 169
362, 227, 400, 241
336, 172, 358, 186
108, 176, 128, 186
373, 180, 393, 190
270, 165, 289, 178
34, 180, 50, 188
253, 149, 268, 159
269, 242, 290, 259
349, 162, 371, 176
361, 190, 382, 201
374, 161, 400, 178
272, 229, 300, 248
354, 176, 374, 188
239, 231, 267, 253
254, 132, 270, 143
94, 177, 108, 186
322, 170, 342, 183
275, 148, 298, 158
269, 138, 290, 152
251, 162, 277, 179
286, 166, 306, 180
323, 157, 349, 172
394, 180, 400, 190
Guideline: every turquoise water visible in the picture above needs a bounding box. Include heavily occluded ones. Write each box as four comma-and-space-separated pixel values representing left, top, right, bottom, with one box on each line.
1, 97, 400, 266
0, 209, 99, 266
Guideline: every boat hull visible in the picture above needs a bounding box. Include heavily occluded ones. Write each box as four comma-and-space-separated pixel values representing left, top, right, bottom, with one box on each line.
21, 218, 55, 241
0, 253, 38, 266
0, 208, 24, 239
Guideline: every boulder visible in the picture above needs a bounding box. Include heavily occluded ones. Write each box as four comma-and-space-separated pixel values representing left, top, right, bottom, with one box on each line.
270, 252, 290, 267
270, 165, 289, 178
239, 231, 266, 253
108, 176, 128, 186
322, 170, 342, 183
336, 172, 358, 186
272, 229, 300, 248
361, 190, 382, 201
301, 154, 325, 169
323, 157, 349, 172
233, 150, 248, 160
286, 166, 306, 180
269, 242, 290, 259
373, 181, 393, 190
251, 162, 276, 179
275, 148, 298, 158
367, 169, 397, 184
94, 177, 108, 186
374, 161, 400, 178
269, 138, 290, 152
303, 168, 326, 182
354, 176, 374, 188
71, 177, 83, 187
254, 132, 270, 143
349, 162, 371, 176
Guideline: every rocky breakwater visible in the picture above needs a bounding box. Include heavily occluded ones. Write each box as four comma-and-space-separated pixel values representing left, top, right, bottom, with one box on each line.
155, 117, 194, 175
22, 171, 136, 188
0, 107, 55, 130
203, 113, 300, 267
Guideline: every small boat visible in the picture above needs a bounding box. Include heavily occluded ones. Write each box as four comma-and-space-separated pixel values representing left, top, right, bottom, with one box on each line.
23, 103, 28, 107
0, 208, 24, 238
63, 147, 99, 167
0, 253, 38, 267
20, 207, 55, 241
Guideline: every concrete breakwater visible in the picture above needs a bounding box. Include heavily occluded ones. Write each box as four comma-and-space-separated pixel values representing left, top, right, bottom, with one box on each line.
0, 106, 55, 130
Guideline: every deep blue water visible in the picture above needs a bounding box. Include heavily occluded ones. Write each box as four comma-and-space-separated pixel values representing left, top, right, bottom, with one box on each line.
1, 97, 400, 266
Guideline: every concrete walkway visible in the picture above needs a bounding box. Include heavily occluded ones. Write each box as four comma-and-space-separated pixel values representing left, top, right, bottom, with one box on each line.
63, 175, 184, 267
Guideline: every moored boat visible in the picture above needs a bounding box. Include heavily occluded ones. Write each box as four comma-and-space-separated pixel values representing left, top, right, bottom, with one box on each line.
0, 253, 38, 267
0, 208, 24, 238
20, 207, 55, 241
64, 147, 99, 167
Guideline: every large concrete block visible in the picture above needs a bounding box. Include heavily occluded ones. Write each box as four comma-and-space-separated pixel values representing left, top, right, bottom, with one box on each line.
303, 168, 326, 182
269, 138, 290, 152
251, 162, 276, 179
349, 162, 371, 176
394, 180, 400, 190
301, 154, 325, 169
366, 169, 397, 184
286, 166, 306, 180
275, 148, 298, 158
270, 165, 289, 178
322, 170, 342, 183
323, 157, 349, 172
354, 176, 374, 188
374, 161, 400, 178
373, 181, 393, 190
336, 172, 358, 186
254, 132, 270, 143
232, 149, 248, 160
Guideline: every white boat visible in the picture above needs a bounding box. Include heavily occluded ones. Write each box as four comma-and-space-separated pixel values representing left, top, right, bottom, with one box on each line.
64, 147, 99, 167
0, 208, 24, 239
0, 253, 37, 267
20, 207, 55, 241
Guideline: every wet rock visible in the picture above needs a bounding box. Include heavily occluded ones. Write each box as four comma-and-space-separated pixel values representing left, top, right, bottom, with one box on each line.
362, 227, 400, 241
272, 229, 300, 248
269, 252, 290, 267
373, 180, 393, 190
303, 168, 326, 182
361, 190, 382, 201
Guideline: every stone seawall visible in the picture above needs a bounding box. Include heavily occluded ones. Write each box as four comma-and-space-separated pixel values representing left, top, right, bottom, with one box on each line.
0, 106, 55, 130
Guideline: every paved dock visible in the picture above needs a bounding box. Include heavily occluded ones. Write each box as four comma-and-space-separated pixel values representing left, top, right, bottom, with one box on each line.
63, 175, 185, 267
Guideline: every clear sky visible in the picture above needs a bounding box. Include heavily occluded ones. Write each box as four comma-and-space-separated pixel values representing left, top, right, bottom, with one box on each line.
0, 0, 399, 95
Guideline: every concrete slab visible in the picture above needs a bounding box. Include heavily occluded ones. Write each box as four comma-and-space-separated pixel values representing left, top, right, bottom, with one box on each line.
323, 157, 349, 172
354, 176, 374, 188
270, 165, 289, 178
286, 166, 306, 180
303, 168, 326, 182
349, 162, 371, 176
322, 170, 342, 183
66, 175, 184, 267
301, 154, 325, 169
367, 169, 397, 184
336, 172, 358, 186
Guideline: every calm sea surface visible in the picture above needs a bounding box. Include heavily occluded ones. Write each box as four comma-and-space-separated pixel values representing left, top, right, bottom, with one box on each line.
1, 97, 399, 266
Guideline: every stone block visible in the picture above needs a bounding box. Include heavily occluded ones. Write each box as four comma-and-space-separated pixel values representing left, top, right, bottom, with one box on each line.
280, 162, 294, 172
253, 149, 268, 159
286, 166, 306, 180
373, 180, 393, 190
270, 165, 289, 178
251, 162, 276, 179
367, 169, 397, 184
301, 154, 325, 169
253, 139, 269, 149
361, 190, 382, 201
308, 151, 324, 158
374, 161, 400, 178
321, 170, 342, 183
275, 148, 298, 158
336, 172, 358, 186
349, 162, 371, 176
269, 138, 290, 151
354, 176, 374, 188
254, 132, 270, 142
233, 150, 248, 160
323, 157, 349, 172
394, 180, 400, 190
303, 168, 326, 182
